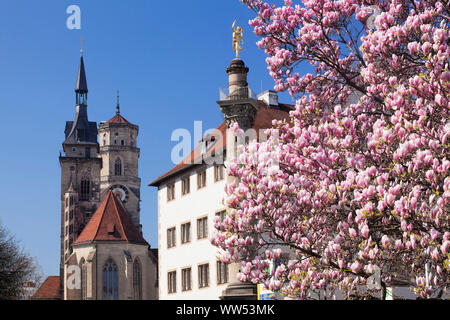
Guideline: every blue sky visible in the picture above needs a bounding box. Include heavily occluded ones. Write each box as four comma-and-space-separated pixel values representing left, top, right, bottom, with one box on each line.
0, 0, 294, 278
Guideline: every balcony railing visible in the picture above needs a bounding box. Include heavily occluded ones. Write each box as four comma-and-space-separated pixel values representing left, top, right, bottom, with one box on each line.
219, 86, 257, 101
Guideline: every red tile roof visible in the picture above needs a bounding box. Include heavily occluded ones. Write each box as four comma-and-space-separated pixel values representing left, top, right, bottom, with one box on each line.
73, 190, 148, 245
31, 276, 61, 300
149, 101, 293, 186
107, 114, 130, 124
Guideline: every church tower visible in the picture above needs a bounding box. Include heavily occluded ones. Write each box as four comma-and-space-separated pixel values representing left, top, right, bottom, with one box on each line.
98, 93, 142, 230
59, 53, 102, 283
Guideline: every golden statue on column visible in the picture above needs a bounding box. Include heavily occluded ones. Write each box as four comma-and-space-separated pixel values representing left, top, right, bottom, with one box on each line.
232, 20, 244, 58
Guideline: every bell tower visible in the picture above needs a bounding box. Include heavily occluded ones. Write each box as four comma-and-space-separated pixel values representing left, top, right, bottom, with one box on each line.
59, 52, 102, 284
98, 92, 142, 230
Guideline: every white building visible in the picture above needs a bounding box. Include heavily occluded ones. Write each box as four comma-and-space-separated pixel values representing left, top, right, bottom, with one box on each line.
150, 58, 292, 299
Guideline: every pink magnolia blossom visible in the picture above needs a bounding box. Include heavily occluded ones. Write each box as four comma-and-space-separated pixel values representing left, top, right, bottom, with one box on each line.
212, 0, 450, 300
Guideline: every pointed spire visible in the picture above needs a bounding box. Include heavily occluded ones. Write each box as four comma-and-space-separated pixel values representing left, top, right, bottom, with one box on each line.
66, 181, 76, 193
75, 55, 88, 94
75, 46, 88, 106
116, 90, 120, 115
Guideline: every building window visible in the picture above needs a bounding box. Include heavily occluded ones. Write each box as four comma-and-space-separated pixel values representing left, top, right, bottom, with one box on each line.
70, 196, 74, 206
217, 261, 229, 284
215, 210, 226, 223
181, 222, 191, 244
69, 210, 74, 220
81, 260, 87, 300
167, 227, 176, 248
69, 225, 73, 234
133, 259, 142, 300
114, 159, 122, 176
197, 170, 206, 189
167, 184, 175, 201
182, 268, 192, 292
72, 147, 77, 153
181, 177, 190, 195
80, 177, 90, 200
168, 271, 176, 294
102, 258, 119, 300
103, 134, 107, 146
121, 140, 125, 146
214, 165, 224, 182
198, 264, 209, 288
197, 217, 208, 239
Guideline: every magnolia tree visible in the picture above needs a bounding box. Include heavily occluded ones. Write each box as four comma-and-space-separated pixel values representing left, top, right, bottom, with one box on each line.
211, 0, 449, 299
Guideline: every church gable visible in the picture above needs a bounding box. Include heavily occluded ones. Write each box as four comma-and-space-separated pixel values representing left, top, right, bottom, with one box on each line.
73, 190, 148, 245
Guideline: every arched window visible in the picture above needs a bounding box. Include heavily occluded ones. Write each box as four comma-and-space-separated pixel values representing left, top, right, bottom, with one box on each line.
80, 177, 90, 200
102, 258, 118, 300
80, 259, 87, 300
103, 134, 107, 146
114, 159, 122, 176
133, 259, 142, 300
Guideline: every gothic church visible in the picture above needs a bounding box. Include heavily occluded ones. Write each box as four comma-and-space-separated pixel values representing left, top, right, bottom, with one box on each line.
33, 53, 158, 300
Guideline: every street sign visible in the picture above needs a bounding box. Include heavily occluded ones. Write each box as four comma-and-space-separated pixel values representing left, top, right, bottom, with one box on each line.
257, 284, 275, 300
386, 287, 394, 300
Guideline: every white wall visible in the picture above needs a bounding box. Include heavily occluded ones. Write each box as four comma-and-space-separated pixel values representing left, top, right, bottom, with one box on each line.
158, 163, 233, 300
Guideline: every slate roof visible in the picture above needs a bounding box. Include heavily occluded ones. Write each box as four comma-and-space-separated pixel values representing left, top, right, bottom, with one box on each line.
75, 55, 88, 93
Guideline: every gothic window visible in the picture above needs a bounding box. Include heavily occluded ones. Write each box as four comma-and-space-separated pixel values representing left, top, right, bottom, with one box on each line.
102, 258, 118, 300
81, 259, 87, 300
114, 159, 122, 176
80, 177, 90, 200
133, 259, 142, 300
103, 134, 107, 146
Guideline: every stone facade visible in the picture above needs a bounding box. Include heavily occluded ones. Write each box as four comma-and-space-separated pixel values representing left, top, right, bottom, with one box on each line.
66, 242, 157, 300
98, 120, 141, 228
58, 55, 157, 300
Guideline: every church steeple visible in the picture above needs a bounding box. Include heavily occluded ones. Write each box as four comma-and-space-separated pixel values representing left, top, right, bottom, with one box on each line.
75, 53, 88, 105
63, 53, 97, 145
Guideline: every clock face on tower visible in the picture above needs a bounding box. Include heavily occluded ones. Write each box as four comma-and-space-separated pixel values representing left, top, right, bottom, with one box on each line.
110, 184, 129, 204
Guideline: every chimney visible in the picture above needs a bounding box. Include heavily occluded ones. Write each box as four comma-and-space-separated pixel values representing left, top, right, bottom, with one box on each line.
257, 90, 278, 107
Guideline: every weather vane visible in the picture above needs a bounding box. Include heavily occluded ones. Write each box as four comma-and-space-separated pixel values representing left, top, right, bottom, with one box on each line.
232, 20, 244, 58
80, 39, 86, 55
